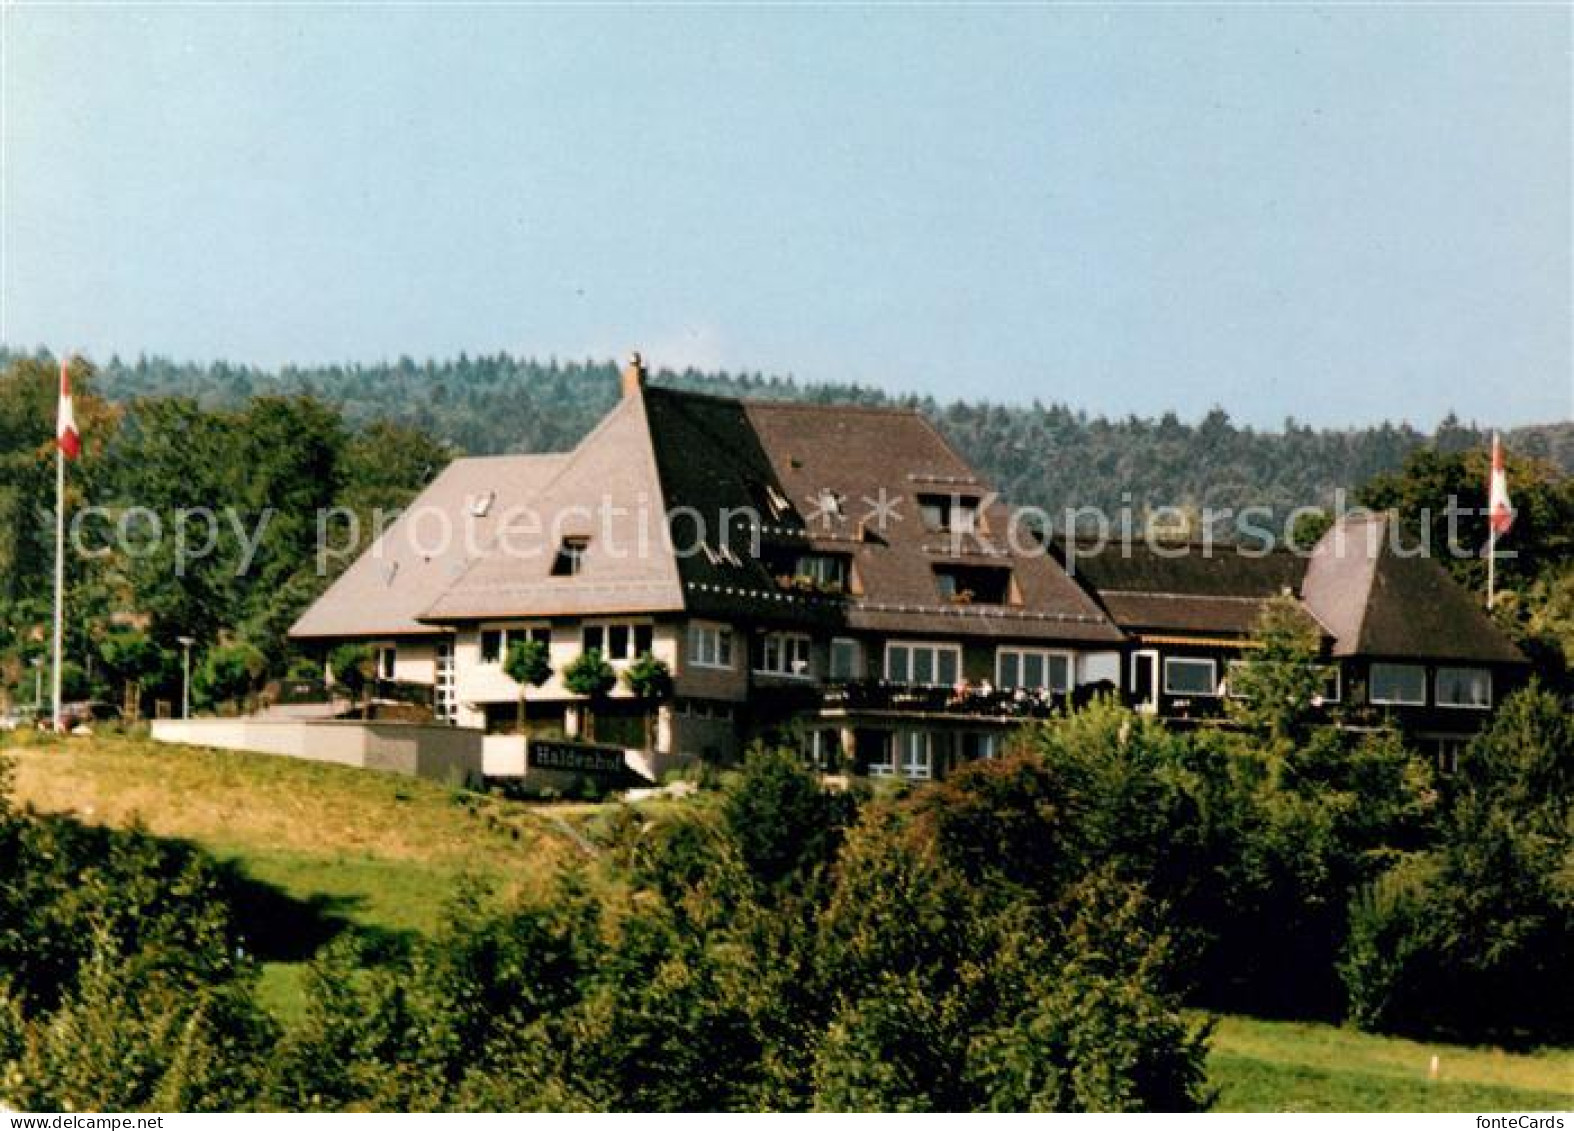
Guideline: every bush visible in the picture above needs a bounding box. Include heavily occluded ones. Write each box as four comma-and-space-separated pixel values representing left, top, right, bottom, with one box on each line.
1339, 686, 1574, 1043
196, 642, 268, 709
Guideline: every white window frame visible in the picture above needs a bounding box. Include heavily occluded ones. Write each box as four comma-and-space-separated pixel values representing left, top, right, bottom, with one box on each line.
796, 553, 851, 590
1223, 660, 1341, 704
996, 647, 1073, 693
582, 620, 654, 663
884, 641, 963, 687
867, 732, 896, 777
687, 623, 735, 670
900, 731, 933, 781
829, 637, 862, 681
1434, 666, 1492, 710
1370, 662, 1427, 707
756, 632, 813, 678
378, 645, 397, 681
480, 624, 550, 666
1162, 656, 1219, 698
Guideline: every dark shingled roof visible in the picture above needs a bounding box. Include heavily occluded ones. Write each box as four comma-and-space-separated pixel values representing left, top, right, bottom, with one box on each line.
1054, 537, 1320, 639
1302, 514, 1526, 664
738, 399, 1124, 643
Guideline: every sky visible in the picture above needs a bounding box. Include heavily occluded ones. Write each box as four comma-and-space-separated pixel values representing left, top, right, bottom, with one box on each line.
2, 3, 1569, 429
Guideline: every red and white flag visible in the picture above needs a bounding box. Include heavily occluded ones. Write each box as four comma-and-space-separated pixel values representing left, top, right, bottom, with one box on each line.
1488, 432, 1513, 538
57, 357, 80, 460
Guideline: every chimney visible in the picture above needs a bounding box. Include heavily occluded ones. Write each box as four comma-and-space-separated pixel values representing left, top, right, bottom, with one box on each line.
621, 351, 646, 398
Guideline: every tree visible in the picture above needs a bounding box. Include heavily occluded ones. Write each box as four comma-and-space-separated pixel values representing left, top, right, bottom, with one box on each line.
194, 642, 267, 712
620, 652, 673, 752
502, 637, 552, 737
721, 745, 851, 888
562, 650, 616, 741
96, 629, 174, 718
1341, 685, 1574, 1042
1224, 594, 1330, 745
327, 643, 373, 718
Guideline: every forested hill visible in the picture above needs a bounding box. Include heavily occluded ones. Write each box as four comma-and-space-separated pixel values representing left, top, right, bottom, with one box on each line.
18, 348, 1573, 515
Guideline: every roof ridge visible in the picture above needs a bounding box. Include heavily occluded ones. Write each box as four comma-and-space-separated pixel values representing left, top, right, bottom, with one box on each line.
451, 451, 569, 464
741, 397, 926, 418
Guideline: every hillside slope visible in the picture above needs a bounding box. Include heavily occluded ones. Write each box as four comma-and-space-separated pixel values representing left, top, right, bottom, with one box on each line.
4, 733, 1571, 1112
21, 348, 1570, 517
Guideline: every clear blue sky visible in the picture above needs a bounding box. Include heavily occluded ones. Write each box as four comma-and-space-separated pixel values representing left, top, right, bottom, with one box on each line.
3, 4, 1569, 428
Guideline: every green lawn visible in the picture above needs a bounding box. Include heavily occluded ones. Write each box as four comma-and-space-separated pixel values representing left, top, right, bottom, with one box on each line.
5, 732, 1571, 1112
1208, 1015, 1573, 1112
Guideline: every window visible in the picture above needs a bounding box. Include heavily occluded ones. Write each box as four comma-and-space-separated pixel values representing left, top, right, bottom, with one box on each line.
885, 642, 961, 686
793, 553, 852, 592
918, 493, 980, 534
933, 565, 1016, 605
1162, 657, 1219, 697
962, 732, 1002, 761
900, 732, 933, 781
480, 629, 504, 664
866, 733, 896, 777
1370, 663, 1427, 706
1320, 665, 1342, 704
379, 646, 397, 680
757, 632, 812, 677
1436, 666, 1491, 709
997, 647, 1071, 693
808, 728, 841, 770
608, 624, 630, 660
688, 624, 734, 669
582, 622, 650, 662
1223, 660, 1341, 704
551, 537, 588, 577
830, 638, 862, 680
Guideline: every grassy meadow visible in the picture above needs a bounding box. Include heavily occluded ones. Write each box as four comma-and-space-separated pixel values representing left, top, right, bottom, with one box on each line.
4, 732, 1570, 1113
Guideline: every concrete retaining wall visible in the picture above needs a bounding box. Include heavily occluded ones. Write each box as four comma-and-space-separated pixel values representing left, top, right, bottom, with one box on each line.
150, 718, 483, 785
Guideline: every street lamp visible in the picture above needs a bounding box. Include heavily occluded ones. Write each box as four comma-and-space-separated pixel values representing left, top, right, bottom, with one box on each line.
177, 636, 195, 719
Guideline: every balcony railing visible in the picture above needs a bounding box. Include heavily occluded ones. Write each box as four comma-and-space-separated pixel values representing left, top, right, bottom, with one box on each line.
819, 679, 1071, 719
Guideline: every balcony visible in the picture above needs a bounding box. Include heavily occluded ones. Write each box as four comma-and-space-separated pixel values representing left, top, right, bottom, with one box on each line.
819, 679, 1068, 720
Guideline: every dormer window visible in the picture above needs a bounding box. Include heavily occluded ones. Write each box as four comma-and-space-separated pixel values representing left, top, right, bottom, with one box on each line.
551, 537, 588, 577
789, 552, 856, 594
918, 493, 980, 534
934, 564, 1017, 605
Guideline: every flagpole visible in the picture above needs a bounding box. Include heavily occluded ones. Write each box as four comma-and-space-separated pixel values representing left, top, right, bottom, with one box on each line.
51, 437, 65, 730
1486, 528, 1496, 611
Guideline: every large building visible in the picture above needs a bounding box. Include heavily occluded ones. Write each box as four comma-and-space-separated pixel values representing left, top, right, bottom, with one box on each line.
291, 358, 1526, 780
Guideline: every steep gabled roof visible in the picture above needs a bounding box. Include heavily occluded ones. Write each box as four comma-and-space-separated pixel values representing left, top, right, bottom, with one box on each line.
638, 387, 843, 628
289, 453, 567, 639
1302, 514, 1526, 664
418, 391, 686, 621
